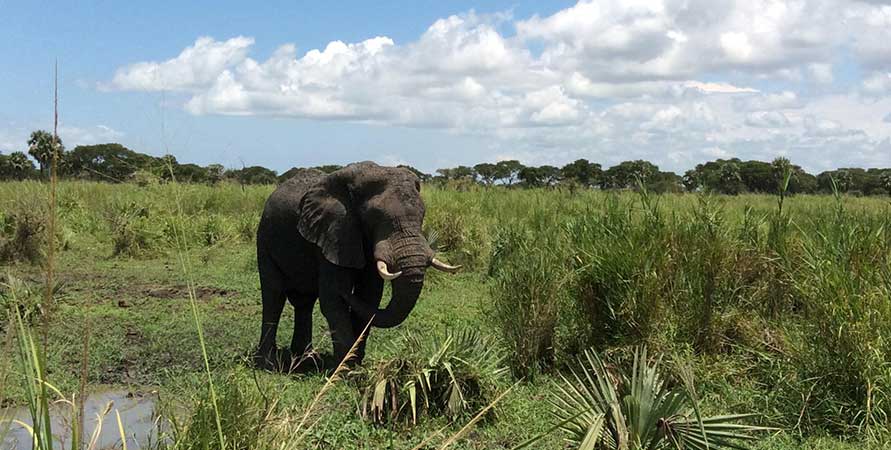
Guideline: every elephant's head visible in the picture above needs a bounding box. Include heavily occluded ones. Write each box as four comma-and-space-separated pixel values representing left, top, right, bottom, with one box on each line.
297, 162, 460, 328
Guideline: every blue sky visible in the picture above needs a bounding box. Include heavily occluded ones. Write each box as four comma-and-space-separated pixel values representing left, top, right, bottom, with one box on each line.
2, 0, 890, 174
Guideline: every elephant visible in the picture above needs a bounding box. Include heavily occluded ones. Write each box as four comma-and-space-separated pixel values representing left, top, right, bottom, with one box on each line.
254, 162, 460, 371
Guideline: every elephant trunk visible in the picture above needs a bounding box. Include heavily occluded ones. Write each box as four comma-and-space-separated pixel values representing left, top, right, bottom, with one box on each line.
346, 240, 429, 329
345, 277, 424, 329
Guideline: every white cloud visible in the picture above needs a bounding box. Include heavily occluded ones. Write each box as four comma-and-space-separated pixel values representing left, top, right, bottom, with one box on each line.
684, 81, 758, 94
808, 63, 834, 83
734, 91, 804, 111
745, 111, 791, 127
101, 1, 891, 172
862, 72, 891, 96
105, 36, 254, 91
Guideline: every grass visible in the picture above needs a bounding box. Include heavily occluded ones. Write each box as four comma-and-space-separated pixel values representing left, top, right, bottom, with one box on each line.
1, 179, 891, 448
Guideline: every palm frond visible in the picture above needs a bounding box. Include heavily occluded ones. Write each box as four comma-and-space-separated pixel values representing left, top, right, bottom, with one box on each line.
547, 346, 772, 450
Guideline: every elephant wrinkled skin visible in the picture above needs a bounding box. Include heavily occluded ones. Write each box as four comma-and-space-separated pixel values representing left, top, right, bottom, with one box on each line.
254, 162, 459, 371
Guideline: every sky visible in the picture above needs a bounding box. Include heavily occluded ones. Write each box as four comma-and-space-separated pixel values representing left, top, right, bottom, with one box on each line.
2, 0, 891, 174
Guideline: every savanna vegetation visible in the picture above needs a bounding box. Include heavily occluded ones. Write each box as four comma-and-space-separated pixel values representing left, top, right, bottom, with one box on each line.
5, 131, 891, 197
2, 169, 890, 449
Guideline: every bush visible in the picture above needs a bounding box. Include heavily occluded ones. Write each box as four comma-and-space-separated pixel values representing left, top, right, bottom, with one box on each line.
356, 328, 507, 425
0, 272, 42, 323
235, 213, 259, 242
130, 169, 160, 187
0, 200, 48, 264
199, 214, 233, 247
103, 200, 158, 257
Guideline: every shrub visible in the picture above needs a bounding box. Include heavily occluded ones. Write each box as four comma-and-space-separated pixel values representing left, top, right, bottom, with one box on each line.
356, 328, 507, 425
0, 200, 48, 264
130, 169, 160, 187
0, 273, 43, 324
103, 200, 158, 257
235, 213, 259, 242
199, 214, 233, 247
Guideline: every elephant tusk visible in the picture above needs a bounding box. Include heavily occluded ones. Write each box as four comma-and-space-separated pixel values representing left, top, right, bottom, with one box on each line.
376, 260, 402, 281
431, 258, 462, 274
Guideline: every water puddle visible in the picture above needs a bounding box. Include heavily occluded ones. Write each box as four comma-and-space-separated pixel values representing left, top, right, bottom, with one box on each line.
1, 390, 158, 450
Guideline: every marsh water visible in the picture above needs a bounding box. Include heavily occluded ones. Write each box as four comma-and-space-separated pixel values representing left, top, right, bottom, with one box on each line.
1, 390, 158, 450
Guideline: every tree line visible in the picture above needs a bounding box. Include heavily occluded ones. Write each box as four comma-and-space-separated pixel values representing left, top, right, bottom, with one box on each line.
3, 129, 891, 196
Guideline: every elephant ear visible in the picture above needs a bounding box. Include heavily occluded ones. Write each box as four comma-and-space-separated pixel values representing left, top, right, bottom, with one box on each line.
297, 176, 365, 269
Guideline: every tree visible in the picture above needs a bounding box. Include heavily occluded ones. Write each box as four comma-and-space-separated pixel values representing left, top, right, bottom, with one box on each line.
495, 160, 524, 186
230, 166, 278, 185
560, 159, 601, 187
737, 160, 774, 193
518, 166, 545, 187
601, 160, 658, 190
27, 130, 64, 179
436, 166, 474, 181
539, 165, 561, 187
717, 161, 744, 195
174, 163, 209, 183
64, 143, 155, 182
649, 171, 684, 193
881, 171, 891, 195
682, 168, 703, 192
0, 151, 35, 180
206, 164, 226, 185
473, 163, 498, 186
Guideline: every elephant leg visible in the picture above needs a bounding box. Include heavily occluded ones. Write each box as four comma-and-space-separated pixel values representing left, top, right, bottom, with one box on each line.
350, 269, 384, 364
256, 249, 287, 370
318, 262, 357, 366
287, 293, 316, 357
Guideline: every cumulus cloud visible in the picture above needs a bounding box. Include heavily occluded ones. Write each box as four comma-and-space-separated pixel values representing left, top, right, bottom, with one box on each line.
104, 36, 254, 91
102, 0, 891, 171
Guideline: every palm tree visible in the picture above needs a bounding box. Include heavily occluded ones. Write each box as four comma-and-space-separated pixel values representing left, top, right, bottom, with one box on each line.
27, 130, 64, 180
8, 151, 34, 179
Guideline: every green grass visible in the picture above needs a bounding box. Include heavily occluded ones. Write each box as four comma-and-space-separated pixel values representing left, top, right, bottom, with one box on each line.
2, 180, 891, 448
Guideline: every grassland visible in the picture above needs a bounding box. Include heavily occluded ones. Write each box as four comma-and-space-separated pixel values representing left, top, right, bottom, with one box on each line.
1, 179, 890, 449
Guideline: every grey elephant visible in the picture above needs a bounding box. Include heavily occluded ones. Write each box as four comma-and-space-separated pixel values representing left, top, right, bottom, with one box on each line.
254, 162, 460, 370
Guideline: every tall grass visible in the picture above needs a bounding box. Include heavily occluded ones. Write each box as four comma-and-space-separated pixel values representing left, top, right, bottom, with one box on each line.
4, 176, 891, 444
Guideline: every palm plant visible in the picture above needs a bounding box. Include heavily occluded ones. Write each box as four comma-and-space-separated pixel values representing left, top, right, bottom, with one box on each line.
546, 347, 771, 450
27, 130, 64, 180
358, 328, 508, 425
